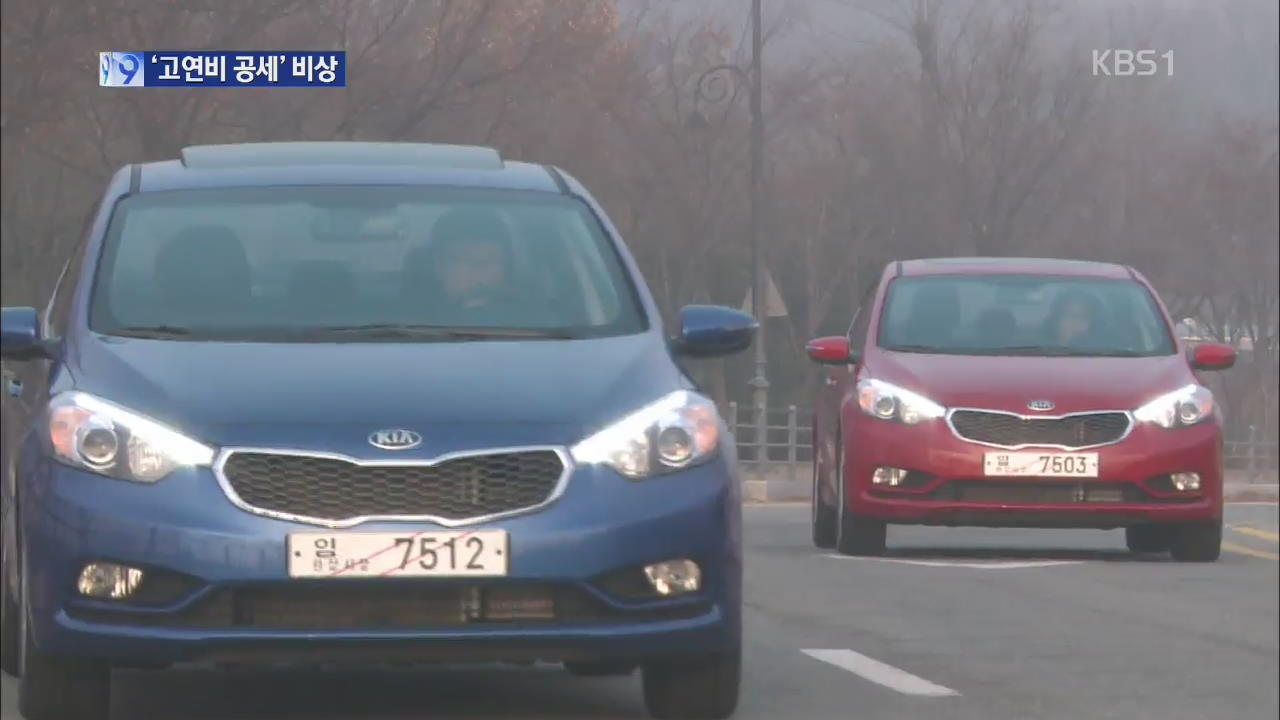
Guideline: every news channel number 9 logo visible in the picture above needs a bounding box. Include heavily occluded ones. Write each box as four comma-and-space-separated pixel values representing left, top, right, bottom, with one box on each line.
100, 52, 145, 87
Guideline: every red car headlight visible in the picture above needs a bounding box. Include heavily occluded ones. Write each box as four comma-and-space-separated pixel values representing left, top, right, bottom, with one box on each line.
856, 379, 946, 425
1133, 384, 1214, 429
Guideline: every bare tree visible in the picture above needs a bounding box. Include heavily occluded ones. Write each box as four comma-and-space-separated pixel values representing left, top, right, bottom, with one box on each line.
1, 0, 1275, 429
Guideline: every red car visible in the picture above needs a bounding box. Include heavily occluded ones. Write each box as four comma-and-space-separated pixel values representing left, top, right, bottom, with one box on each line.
806, 258, 1236, 562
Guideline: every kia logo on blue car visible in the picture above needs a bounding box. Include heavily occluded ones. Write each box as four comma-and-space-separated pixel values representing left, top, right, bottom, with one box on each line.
368, 428, 422, 450
1027, 400, 1056, 412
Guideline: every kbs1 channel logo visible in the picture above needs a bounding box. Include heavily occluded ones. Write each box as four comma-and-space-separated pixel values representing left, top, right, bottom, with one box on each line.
99, 51, 346, 88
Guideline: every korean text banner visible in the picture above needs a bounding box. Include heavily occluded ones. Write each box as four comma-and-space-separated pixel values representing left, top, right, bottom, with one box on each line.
100, 52, 346, 87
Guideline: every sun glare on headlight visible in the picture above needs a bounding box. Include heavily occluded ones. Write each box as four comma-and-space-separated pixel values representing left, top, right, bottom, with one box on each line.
1134, 384, 1214, 429
48, 392, 215, 483
572, 391, 721, 479
856, 379, 946, 425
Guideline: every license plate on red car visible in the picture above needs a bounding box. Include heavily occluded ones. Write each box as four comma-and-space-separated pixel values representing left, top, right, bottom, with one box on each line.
983, 452, 1099, 477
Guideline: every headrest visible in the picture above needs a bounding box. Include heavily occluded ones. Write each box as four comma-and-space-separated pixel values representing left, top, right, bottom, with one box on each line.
287, 260, 356, 306
154, 225, 251, 308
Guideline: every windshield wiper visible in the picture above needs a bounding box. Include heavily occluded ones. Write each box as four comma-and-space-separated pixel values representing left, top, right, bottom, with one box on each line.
885, 343, 1149, 357
110, 325, 194, 339
993, 345, 1147, 357
883, 344, 951, 353
301, 324, 582, 340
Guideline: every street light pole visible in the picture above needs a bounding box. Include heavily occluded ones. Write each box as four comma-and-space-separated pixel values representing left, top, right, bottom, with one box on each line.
748, 0, 769, 464
689, 1, 768, 465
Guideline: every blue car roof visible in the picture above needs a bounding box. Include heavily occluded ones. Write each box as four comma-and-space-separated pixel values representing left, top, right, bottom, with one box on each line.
136, 142, 565, 194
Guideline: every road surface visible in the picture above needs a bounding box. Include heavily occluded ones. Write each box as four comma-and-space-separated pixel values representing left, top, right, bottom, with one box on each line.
4, 503, 1277, 719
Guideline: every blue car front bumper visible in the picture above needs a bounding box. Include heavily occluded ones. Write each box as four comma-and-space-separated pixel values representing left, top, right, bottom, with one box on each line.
21, 454, 741, 666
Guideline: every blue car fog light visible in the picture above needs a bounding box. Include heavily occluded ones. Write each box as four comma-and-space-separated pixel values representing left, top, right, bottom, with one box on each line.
643, 559, 701, 596
78, 562, 144, 600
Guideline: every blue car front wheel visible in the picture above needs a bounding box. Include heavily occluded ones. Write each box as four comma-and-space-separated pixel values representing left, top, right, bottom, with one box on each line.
17, 543, 111, 720
642, 647, 741, 720
1, 517, 18, 677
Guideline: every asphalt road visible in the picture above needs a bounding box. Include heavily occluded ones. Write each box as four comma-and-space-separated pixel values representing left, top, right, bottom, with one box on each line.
3, 503, 1277, 720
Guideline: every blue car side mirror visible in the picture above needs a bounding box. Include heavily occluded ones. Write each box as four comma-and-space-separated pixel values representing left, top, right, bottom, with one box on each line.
671, 305, 758, 358
1, 307, 51, 361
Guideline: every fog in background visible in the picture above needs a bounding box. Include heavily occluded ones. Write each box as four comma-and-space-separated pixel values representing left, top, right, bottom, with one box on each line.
2, 0, 1276, 440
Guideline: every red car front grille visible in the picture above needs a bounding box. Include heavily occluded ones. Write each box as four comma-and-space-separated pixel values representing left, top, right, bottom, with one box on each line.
949, 410, 1131, 449
949, 481, 1129, 504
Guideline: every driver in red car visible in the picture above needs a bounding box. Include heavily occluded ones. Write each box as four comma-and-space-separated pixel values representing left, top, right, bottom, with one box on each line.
1046, 291, 1108, 348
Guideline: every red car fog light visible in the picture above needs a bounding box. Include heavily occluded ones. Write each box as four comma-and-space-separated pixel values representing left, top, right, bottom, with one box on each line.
77, 562, 144, 599
872, 467, 909, 486
644, 559, 701, 596
1171, 472, 1201, 492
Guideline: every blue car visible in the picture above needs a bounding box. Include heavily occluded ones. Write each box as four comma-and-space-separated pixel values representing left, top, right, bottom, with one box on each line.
0, 142, 754, 720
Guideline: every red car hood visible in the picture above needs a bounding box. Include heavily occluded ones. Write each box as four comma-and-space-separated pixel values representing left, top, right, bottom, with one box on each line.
868, 351, 1194, 415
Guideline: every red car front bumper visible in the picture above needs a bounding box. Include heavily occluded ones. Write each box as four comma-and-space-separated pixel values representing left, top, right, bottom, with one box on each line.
842, 411, 1222, 529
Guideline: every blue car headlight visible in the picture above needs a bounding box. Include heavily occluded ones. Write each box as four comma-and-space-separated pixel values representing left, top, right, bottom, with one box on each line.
1133, 384, 1214, 429
571, 390, 720, 479
48, 391, 215, 483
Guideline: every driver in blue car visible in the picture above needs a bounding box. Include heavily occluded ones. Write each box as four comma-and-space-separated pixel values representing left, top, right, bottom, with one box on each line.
403, 207, 529, 326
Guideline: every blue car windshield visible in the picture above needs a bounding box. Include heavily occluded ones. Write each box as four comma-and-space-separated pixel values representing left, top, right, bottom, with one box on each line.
877, 274, 1176, 357
89, 186, 647, 341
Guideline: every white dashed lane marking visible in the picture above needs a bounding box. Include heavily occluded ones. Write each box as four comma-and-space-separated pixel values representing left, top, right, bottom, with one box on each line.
801, 649, 961, 697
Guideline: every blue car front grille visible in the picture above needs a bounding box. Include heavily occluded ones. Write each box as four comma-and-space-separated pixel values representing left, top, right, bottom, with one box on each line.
68, 583, 708, 630
220, 450, 564, 523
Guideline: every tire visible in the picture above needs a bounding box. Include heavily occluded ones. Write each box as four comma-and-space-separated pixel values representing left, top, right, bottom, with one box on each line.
811, 453, 836, 549
17, 546, 111, 720
1, 515, 19, 677
0, 578, 16, 677
565, 660, 635, 677
834, 440, 886, 557
1125, 524, 1172, 554
642, 648, 740, 720
1169, 519, 1222, 563
19, 639, 111, 720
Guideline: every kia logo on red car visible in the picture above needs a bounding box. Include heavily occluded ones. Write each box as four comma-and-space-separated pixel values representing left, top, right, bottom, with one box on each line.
1027, 400, 1056, 412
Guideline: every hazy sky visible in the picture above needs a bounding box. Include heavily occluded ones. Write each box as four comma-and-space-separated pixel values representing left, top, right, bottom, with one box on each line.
627, 0, 1278, 125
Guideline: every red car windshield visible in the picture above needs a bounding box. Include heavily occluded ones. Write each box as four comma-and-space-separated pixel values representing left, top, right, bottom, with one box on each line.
877, 274, 1176, 357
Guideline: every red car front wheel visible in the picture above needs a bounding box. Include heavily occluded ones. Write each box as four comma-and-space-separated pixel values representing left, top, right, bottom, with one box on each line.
834, 434, 886, 556
812, 430, 837, 549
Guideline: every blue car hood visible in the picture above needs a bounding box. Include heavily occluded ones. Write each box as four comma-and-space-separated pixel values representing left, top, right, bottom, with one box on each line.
69, 333, 685, 453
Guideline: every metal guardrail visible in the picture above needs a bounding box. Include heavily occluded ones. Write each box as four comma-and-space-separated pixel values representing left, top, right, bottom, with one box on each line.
722, 402, 1279, 474
1222, 427, 1280, 473
723, 403, 814, 466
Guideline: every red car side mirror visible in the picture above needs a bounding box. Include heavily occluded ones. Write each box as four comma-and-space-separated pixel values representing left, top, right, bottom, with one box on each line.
806, 336, 858, 365
1188, 342, 1236, 371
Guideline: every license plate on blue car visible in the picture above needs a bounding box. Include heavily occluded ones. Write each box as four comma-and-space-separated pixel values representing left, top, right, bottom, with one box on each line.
287, 530, 509, 578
